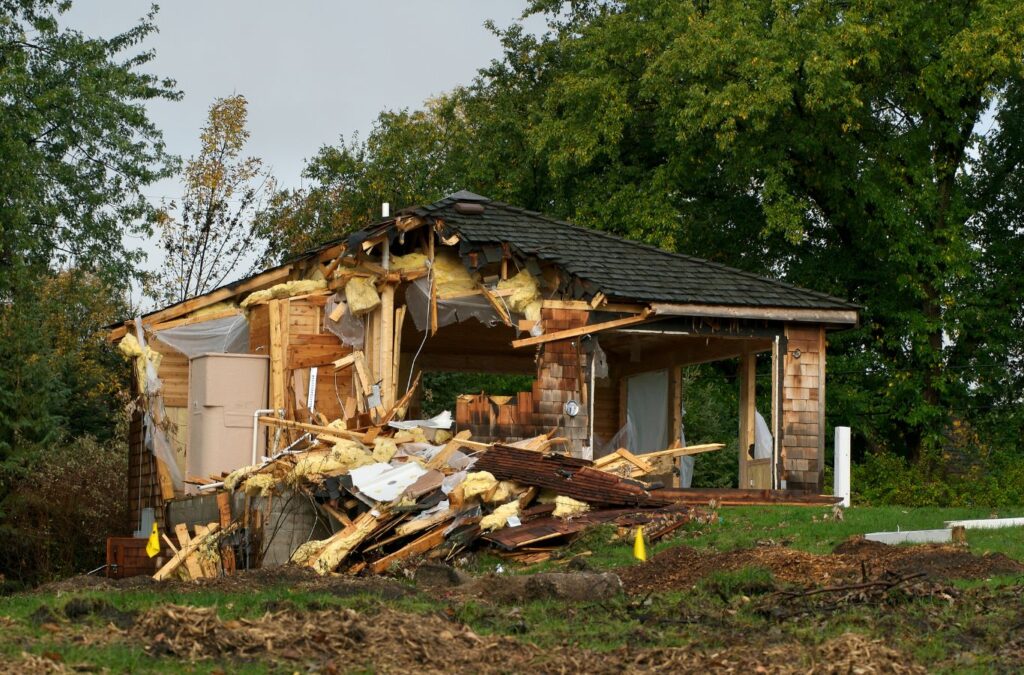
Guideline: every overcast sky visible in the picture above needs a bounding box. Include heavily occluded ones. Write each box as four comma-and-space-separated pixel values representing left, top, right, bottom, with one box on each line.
63, 1, 542, 303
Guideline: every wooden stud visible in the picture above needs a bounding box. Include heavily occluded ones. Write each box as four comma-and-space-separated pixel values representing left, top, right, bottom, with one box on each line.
154, 524, 224, 581
380, 283, 396, 409
512, 309, 654, 349
173, 524, 204, 579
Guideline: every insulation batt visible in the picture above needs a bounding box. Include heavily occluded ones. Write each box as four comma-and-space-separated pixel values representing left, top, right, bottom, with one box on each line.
242, 473, 277, 497
480, 501, 521, 531
239, 279, 326, 308
343, 277, 381, 315
462, 471, 498, 499
497, 269, 542, 321
552, 496, 591, 519
371, 437, 398, 463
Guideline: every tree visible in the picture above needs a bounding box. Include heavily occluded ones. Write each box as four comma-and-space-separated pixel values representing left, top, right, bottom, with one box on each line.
0, 1, 179, 293
254, 95, 475, 265
149, 94, 272, 305
1, 1, 176, 583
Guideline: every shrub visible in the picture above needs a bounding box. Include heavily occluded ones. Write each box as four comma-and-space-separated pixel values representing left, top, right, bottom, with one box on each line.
0, 435, 127, 590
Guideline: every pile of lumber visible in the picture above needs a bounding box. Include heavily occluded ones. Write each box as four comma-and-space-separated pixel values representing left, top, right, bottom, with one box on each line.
152, 394, 835, 580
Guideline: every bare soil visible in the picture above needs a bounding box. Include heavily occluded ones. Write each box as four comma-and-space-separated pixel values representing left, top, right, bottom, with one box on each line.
616, 537, 1024, 595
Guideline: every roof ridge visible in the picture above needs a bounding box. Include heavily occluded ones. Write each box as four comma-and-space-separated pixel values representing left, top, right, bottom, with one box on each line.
474, 199, 859, 310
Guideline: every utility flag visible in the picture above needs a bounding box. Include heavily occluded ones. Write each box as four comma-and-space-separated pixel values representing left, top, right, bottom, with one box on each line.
633, 526, 647, 562
146, 522, 160, 558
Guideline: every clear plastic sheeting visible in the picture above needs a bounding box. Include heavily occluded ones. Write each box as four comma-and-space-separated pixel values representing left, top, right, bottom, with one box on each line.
754, 410, 773, 459
153, 314, 249, 357
133, 318, 184, 492
388, 410, 453, 430
405, 277, 502, 332
324, 293, 365, 348
626, 370, 669, 453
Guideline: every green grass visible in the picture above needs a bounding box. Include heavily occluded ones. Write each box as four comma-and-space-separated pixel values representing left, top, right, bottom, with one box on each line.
1, 505, 1022, 672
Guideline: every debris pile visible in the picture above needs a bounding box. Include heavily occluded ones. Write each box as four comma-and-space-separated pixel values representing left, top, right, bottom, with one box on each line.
154, 393, 836, 581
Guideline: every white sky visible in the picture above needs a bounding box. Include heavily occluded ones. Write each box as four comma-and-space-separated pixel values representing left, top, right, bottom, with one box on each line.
64, 1, 543, 307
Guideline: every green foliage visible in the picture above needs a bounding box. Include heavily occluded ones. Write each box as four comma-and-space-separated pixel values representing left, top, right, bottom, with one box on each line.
420, 371, 533, 418
0, 1, 179, 287
148, 95, 271, 305
255, 0, 1024, 470
0, 434, 128, 589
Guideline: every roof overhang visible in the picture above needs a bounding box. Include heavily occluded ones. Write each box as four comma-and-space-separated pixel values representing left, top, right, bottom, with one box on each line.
650, 302, 859, 326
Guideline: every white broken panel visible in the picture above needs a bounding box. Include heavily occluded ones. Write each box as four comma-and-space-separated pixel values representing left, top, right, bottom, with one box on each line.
864, 529, 953, 545
349, 462, 428, 503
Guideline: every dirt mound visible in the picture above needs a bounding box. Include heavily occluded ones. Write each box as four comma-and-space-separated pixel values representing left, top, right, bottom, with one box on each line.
832, 537, 1024, 580
131, 603, 924, 673
616, 541, 1024, 595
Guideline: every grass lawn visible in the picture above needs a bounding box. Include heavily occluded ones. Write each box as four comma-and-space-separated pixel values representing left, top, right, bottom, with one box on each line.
0, 505, 1021, 673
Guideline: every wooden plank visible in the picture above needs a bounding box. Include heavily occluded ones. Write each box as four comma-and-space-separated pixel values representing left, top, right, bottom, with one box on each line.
288, 344, 347, 369
425, 430, 473, 470
392, 305, 405, 401
155, 457, 176, 501
109, 265, 293, 341
477, 283, 512, 326
512, 309, 654, 349
651, 302, 858, 325
154, 524, 222, 581
192, 524, 219, 578
542, 299, 646, 314
380, 282, 395, 409
150, 308, 241, 333
268, 299, 286, 422
258, 416, 370, 444
370, 526, 447, 574
173, 524, 204, 580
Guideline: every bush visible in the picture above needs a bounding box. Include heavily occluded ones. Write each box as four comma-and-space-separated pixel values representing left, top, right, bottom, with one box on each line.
0, 435, 127, 590
854, 421, 1024, 507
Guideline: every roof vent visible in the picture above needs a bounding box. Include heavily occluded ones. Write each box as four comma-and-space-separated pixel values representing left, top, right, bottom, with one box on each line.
454, 201, 485, 215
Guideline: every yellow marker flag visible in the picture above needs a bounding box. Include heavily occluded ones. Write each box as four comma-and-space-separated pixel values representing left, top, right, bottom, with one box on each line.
633, 526, 647, 562
145, 522, 160, 558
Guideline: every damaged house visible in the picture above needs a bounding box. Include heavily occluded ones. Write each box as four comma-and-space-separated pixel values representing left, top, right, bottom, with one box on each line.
107, 191, 856, 578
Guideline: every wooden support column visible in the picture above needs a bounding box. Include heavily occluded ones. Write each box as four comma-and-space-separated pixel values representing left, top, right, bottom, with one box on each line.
669, 365, 682, 488
737, 351, 756, 489
268, 299, 287, 449
770, 335, 787, 489
380, 283, 395, 409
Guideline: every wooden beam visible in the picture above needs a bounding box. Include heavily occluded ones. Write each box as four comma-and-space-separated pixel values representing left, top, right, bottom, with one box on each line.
512, 309, 654, 349
173, 524, 204, 579
651, 302, 858, 325
380, 282, 396, 409
108, 265, 293, 341
150, 308, 241, 333
541, 299, 646, 314
738, 351, 757, 489
477, 283, 512, 326
425, 430, 473, 470
258, 416, 370, 444
370, 526, 447, 574
268, 300, 287, 446
154, 524, 223, 581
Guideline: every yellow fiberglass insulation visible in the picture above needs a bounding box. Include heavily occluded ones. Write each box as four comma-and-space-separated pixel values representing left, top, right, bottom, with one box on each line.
485, 480, 524, 504
393, 427, 426, 444
432, 251, 477, 295
497, 269, 542, 321
462, 471, 498, 499
480, 501, 521, 531
118, 333, 162, 395
224, 464, 261, 492
372, 437, 398, 463
344, 276, 381, 315
552, 495, 591, 519
390, 252, 428, 272
290, 539, 324, 566
289, 440, 374, 481
242, 473, 278, 497
239, 279, 327, 308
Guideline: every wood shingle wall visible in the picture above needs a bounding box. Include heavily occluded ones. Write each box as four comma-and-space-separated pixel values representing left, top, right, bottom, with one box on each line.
782, 324, 826, 492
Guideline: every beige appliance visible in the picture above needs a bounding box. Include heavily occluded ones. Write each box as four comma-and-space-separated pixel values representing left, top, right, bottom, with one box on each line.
187, 353, 269, 490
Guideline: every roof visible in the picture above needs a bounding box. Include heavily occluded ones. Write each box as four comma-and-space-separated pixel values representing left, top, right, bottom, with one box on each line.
408, 193, 858, 312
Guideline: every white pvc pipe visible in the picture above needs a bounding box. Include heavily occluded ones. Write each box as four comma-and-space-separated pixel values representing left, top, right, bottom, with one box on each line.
251, 408, 280, 465
834, 426, 851, 507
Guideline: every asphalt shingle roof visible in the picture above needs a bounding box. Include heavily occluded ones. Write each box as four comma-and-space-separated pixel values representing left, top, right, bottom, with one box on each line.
410, 193, 857, 311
